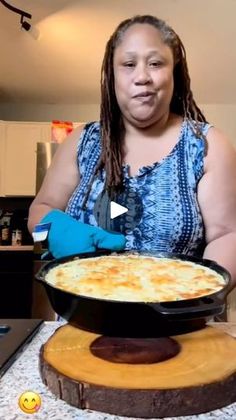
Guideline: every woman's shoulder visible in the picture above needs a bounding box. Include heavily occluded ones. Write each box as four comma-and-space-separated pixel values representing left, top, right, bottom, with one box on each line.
80, 121, 100, 136
77, 121, 101, 153
55, 122, 99, 151
183, 119, 212, 158
79, 121, 100, 142
204, 125, 236, 170
205, 125, 231, 145
184, 118, 211, 136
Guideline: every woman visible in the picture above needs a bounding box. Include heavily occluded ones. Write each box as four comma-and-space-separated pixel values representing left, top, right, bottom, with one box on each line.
28, 15, 236, 286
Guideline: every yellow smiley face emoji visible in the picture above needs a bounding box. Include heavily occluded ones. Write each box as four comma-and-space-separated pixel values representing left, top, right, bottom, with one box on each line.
18, 391, 41, 414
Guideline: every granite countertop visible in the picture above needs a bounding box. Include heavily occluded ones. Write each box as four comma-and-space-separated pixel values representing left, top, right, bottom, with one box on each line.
1, 322, 236, 420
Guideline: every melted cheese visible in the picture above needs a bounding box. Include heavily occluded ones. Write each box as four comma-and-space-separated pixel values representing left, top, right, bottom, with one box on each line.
45, 255, 226, 302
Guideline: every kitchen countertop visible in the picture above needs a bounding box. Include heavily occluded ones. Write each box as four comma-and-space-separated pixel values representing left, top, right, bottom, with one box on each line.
1, 322, 236, 420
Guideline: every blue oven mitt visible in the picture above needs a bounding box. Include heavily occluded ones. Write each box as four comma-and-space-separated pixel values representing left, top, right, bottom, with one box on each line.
34, 209, 126, 259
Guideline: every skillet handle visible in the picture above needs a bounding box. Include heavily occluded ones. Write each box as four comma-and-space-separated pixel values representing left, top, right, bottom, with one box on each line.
35, 263, 48, 283
149, 296, 225, 319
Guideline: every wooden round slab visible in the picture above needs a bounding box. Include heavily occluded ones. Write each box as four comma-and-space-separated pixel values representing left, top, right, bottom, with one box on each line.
40, 324, 236, 418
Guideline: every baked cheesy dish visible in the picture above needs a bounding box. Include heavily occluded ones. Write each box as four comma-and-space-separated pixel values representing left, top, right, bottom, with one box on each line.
45, 254, 225, 302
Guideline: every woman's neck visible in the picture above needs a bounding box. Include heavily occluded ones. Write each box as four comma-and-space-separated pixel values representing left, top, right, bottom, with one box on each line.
123, 112, 180, 140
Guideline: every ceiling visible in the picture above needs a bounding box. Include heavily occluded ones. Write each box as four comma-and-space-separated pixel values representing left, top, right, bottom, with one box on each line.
0, 0, 235, 105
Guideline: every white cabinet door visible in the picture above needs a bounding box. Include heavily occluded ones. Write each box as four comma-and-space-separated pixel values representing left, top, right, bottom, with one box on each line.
2, 122, 50, 196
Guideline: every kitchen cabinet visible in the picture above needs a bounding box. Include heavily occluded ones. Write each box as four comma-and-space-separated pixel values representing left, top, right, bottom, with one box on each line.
0, 121, 51, 196
0, 249, 34, 318
0, 121, 5, 195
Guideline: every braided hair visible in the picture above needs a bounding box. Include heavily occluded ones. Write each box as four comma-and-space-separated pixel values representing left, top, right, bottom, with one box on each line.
83, 15, 207, 208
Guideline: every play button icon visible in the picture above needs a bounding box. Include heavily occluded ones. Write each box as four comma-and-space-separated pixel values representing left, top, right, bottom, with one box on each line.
110, 201, 128, 219
93, 186, 143, 234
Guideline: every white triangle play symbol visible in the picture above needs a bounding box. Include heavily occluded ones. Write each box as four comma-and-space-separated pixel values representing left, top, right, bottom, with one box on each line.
110, 201, 128, 219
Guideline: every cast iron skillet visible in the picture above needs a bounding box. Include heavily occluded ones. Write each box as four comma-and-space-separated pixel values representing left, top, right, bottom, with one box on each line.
35, 250, 232, 337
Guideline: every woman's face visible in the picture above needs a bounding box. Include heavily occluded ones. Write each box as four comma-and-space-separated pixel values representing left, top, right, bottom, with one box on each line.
113, 24, 174, 128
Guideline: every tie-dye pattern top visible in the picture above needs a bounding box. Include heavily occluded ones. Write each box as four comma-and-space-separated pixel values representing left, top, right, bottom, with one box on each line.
66, 120, 211, 256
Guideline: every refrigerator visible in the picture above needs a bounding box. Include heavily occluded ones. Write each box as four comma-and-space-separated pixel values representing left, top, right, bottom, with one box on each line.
35, 142, 59, 194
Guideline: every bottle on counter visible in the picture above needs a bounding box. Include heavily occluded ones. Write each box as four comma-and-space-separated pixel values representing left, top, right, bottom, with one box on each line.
1, 222, 10, 245
11, 229, 22, 246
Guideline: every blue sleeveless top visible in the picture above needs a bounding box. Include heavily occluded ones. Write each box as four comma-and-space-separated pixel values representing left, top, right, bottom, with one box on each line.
66, 120, 211, 256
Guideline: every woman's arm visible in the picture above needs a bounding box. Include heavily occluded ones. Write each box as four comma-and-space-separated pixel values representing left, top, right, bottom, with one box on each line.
28, 125, 84, 233
198, 126, 236, 289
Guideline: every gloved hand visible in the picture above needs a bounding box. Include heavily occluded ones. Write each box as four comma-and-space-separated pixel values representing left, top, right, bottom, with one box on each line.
37, 209, 126, 259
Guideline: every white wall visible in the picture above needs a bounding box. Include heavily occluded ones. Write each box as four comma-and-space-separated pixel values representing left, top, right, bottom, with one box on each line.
0, 102, 236, 146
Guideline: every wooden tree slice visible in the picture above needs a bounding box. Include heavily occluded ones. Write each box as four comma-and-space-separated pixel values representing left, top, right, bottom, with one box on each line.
40, 324, 236, 418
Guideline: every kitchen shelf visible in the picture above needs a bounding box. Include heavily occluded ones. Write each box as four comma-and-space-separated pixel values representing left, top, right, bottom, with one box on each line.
0, 245, 33, 251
